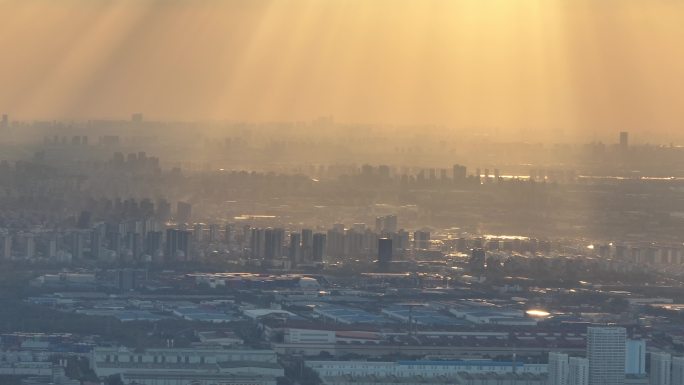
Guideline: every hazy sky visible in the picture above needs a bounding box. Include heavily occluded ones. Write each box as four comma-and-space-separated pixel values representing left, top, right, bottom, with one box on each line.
1, 0, 683, 141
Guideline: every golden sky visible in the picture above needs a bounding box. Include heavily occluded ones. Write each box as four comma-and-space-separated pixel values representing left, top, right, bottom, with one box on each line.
0, 0, 683, 140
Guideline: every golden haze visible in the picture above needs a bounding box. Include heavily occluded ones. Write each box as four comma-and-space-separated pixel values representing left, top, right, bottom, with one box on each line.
0, 0, 683, 141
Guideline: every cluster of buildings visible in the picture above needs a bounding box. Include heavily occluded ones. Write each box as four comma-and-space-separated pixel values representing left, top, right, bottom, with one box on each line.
547, 327, 684, 385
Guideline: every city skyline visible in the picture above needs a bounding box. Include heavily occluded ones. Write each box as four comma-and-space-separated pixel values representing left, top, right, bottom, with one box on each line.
1, 1, 684, 142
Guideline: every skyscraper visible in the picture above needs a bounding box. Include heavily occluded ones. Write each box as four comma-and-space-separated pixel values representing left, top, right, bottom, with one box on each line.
250, 228, 266, 259
452, 164, 467, 181
375, 215, 397, 234
25, 235, 35, 259
264, 228, 284, 260
569, 357, 589, 385
176, 230, 191, 260
549, 352, 570, 385
413, 230, 430, 250
626, 339, 646, 375
587, 326, 626, 385
176, 201, 192, 223
378, 238, 392, 272
145, 231, 163, 257
312, 233, 326, 262
301, 229, 313, 261
650, 352, 672, 385
2, 234, 12, 259
70, 232, 83, 260
469, 248, 486, 274
288, 232, 302, 267
619, 131, 629, 148
193, 223, 204, 243
208, 224, 220, 243
165, 229, 178, 259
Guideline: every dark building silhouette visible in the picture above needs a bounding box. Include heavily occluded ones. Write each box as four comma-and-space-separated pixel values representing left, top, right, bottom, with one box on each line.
312, 233, 326, 262
620, 131, 629, 148
177, 230, 191, 260
378, 238, 393, 272
469, 248, 486, 274
77, 210, 92, 229
117, 269, 147, 292
289, 233, 302, 266
156, 199, 171, 220
145, 231, 163, 257
301, 229, 313, 261
376, 215, 397, 234
165, 229, 178, 259
264, 228, 284, 261
414, 231, 430, 250
176, 201, 192, 223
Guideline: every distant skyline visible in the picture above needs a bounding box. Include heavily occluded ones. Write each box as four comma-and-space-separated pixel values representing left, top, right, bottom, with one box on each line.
1, 0, 684, 142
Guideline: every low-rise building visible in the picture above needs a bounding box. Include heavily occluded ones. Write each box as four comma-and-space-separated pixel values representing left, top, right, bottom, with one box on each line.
91, 346, 283, 385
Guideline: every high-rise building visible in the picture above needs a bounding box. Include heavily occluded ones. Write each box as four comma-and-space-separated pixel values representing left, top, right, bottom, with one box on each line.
145, 231, 163, 257
326, 228, 345, 258
156, 199, 171, 221
176, 201, 192, 223
413, 231, 431, 250
70, 232, 84, 260
165, 229, 177, 259
452, 164, 467, 181
193, 223, 204, 242
619, 131, 629, 148
312, 233, 326, 262
626, 339, 646, 375
650, 352, 672, 385
125, 232, 141, 259
672, 357, 684, 385
549, 352, 570, 385
469, 248, 486, 274
378, 238, 392, 271
177, 230, 191, 260
288, 233, 302, 266
375, 215, 397, 234
46, 236, 56, 259
25, 235, 35, 259
301, 229, 313, 261
0, 114, 8, 128
2, 234, 12, 259
587, 326, 626, 385
121, 268, 137, 291
224, 223, 236, 247
77, 210, 92, 229
250, 228, 266, 259
264, 228, 284, 260
208, 224, 220, 243
569, 357, 589, 385
91, 230, 103, 260
165, 228, 190, 260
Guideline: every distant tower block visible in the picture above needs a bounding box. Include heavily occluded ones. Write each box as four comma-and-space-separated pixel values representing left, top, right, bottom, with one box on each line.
131, 113, 144, 123
619, 131, 629, 148
377, 238, 392, 272
0, 114, 8, 128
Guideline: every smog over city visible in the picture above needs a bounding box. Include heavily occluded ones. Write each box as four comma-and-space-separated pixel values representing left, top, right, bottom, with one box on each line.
0, 1, 683, 385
